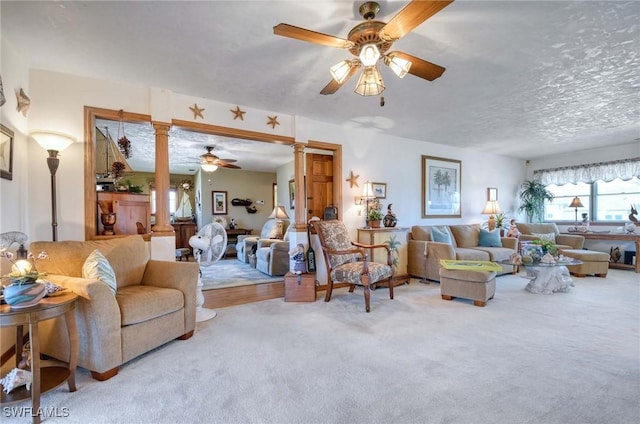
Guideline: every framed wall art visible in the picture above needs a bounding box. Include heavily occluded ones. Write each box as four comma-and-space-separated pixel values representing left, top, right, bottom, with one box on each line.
212, 190, 228, 215
372, 182, 387, 199
288, 179, 295, 209
421, 155, 462, 218
487, 187, 498, 201
0, 124, 14, 180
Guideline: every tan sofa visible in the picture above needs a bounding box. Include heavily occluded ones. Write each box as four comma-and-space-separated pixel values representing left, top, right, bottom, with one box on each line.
515, 223, 585, 250
30, 235, 198, 381
408, 224, 518, 282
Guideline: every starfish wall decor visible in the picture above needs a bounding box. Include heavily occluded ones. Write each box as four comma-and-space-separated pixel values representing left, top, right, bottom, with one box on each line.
230, 106, 246, 120
267, 115, 280, 129
346, 170, 360, 188
15, 88, 31, 117
189, 104, 205, 119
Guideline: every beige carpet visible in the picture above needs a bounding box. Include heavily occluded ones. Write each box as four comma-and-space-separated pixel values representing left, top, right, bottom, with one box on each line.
3, 270, 639, 423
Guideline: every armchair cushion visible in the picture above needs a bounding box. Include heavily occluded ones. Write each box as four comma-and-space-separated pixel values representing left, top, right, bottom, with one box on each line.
116, 285, 184, 326
316, 221, 361, 268
331, 261, 392, 285
82, 249, 117, 295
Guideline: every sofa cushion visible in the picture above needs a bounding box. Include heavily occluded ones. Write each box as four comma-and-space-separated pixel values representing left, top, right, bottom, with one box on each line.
411, 226, 431, 241
116, 285, 184, 326
532, 232, 556, 243
450, 225, 480, 248
455, 248, 489, 261
479, 229, 502, 247
472, 246, 516, 262
431, 226, 452, 244
82, 249, 117, 295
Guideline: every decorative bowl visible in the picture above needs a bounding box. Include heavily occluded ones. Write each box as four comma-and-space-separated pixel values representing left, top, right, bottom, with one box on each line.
3, 282, 46, 309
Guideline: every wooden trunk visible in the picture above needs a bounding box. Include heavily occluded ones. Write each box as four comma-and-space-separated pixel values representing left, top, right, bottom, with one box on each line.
284, 272, 316, 302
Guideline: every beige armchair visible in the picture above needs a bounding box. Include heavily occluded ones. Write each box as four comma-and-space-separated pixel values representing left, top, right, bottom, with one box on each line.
237, 219, 289, 263
30, 235, 198, 381
255, 225, 291, 276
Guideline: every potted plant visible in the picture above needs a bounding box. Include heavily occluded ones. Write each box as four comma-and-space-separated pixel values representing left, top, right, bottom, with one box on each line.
495, 213, 507, 236
518, 180, 554, 223
367, 202, 384, 228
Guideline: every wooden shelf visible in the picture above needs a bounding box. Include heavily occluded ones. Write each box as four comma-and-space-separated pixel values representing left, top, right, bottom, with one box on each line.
0, 367, 70, 404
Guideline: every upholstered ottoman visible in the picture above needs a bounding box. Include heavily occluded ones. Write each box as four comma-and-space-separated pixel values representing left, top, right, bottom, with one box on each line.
561, 249, 609, 278
438, 268, 497, 307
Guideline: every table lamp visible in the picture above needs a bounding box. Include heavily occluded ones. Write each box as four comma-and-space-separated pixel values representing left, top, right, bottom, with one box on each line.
481, 200, 502, 231
569, 196, 584, 230
361, 182, 376, 228
268, 205, 290, 239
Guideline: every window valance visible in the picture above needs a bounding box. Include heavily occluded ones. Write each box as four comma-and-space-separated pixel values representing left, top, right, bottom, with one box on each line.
534, 158, 640, 186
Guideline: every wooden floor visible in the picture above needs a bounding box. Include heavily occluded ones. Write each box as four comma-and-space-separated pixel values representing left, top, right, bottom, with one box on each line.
202, 280, 285, 309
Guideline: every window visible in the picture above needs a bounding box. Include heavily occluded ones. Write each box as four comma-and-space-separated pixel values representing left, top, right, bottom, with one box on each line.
150, 187, 178, 215
545, 177, 640, 223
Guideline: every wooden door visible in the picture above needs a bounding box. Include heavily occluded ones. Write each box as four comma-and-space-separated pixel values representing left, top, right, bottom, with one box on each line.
305, 153, 333, 220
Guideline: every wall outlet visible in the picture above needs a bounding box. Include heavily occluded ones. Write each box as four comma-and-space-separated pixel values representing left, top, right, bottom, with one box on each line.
256, 200, 264, 205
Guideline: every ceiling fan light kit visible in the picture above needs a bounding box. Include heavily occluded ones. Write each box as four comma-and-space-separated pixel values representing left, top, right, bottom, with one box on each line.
199, 146, 240, 172
354, 66, 385, 96
274, 0, 453, 97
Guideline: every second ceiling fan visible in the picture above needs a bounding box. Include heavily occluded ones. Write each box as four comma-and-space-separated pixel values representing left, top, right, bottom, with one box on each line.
273, 0, 454, 96
200, 146, 241, 172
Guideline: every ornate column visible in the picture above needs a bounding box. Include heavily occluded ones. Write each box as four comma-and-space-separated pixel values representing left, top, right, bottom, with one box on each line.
293, 143, 307, 231
151, 122, 174, 235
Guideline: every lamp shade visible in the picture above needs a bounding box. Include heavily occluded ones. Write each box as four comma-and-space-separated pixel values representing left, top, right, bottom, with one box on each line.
481, 200, 502, 215
200, 163, 218, 172
569, 197, 584, 208
361, 181, 375, 199
354, 66, 385, 96
30, 131, 76, 152
268, 205, 290, 220
385, 54, 412, 78
330, 60, 354, 84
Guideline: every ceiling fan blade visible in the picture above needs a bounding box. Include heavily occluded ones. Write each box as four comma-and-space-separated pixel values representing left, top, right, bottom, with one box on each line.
387, 51, 446, 81
219, 163, 241, 170
218, 158, 237, 164
274, 23, 352, 48
379, 0, 454, 41
320, 64, 361, 95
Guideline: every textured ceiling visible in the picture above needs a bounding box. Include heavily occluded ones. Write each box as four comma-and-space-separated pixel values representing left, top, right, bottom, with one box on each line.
2, 0, 639, 173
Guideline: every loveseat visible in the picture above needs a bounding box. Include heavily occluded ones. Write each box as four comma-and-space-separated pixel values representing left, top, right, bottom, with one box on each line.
515, 222, 585, 250
408, 224, 518, 282
30, 235, 198, 381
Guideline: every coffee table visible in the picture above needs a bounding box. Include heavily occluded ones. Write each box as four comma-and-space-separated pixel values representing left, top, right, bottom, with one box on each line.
500, 259, 583, 294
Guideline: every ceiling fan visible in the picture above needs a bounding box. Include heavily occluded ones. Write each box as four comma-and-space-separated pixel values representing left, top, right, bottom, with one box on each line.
273, 0, 453, 96
200, 146, 241, 172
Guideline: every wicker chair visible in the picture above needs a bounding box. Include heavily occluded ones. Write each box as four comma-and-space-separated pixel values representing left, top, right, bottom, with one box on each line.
312, 220, 394, 312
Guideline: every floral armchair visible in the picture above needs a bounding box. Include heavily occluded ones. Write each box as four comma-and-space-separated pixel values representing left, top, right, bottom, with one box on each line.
312, 220, 394, 312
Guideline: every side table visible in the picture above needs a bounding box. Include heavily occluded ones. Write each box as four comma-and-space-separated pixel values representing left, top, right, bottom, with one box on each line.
1, 292, 79, 424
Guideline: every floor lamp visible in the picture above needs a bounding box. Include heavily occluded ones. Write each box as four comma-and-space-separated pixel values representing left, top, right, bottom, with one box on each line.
30, 131, 76, 241
569, 196, 584, 230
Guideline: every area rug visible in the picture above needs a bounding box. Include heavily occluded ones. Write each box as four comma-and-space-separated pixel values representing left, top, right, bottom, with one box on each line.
200, 259, 282, 290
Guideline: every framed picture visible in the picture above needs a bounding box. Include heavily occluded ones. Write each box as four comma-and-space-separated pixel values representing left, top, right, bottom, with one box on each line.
0, 124, 14, 180
288, 179, 295, 209
212, 191, 227, 215
372, 182, 386, 199
421, 155, 462, 218
487, 187, 498, 201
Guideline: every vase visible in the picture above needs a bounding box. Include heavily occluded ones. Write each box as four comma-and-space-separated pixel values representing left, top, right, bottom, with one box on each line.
521, 243, 543, 263
383, 213, 397, 228
3, 281, 46, 309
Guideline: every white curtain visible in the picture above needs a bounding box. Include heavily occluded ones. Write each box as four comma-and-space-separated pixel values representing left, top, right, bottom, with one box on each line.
534, 158, 640, 185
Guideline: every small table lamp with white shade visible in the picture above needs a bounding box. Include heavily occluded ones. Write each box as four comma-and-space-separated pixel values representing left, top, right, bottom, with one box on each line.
481, 200, 503, 231
268, 205, 290, 239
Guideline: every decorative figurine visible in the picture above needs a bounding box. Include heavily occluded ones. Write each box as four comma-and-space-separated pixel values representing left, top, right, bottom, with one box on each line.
289, 243, 307, 274
383, 203, 398, 228
507, 219, 521, 238
229, 218, 237, 230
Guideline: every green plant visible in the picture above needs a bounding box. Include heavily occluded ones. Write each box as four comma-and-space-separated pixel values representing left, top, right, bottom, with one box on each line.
123, 179, 143, 193
532, 239, 558, 256
495, 213, 507, 229
367, 202, 384, 221
518, 180, 554, 223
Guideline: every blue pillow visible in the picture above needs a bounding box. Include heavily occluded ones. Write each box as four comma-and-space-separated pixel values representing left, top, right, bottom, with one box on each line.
431, 227, 452, 244
479, 229, 502, 247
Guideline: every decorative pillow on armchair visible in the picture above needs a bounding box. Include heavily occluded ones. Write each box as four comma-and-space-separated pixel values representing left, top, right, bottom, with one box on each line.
532, 232, 556, 243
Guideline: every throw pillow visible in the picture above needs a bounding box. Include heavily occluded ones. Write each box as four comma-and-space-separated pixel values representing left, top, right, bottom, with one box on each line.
82, 249, 117, 295
431, 226, 452, 244
532, 232, 556, 243
479, 228, 502, 247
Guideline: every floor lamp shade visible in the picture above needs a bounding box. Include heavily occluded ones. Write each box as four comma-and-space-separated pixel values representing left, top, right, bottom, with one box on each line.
30, 131, 76, 241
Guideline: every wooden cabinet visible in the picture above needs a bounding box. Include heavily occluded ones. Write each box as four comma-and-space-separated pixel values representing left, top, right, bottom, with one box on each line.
97, 192, 150, 236
173, 223, 197, 249
357, 227, 410, 286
